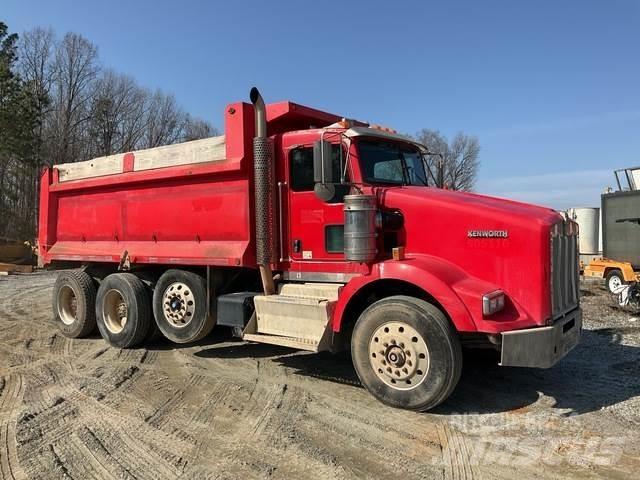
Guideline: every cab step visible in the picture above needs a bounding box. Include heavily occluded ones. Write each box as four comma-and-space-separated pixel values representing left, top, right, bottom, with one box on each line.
277, 282, 341, 300
241, 282, 343, 352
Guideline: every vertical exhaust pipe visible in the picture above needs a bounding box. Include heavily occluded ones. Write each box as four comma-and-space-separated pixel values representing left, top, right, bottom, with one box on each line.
250, 87, 276, 295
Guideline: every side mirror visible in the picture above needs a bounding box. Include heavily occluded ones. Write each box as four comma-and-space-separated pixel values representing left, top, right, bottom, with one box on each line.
313, 140, 333, 184
313, 140, 336, 202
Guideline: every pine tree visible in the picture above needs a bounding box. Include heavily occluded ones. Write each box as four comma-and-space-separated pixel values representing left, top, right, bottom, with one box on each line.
0, 21, 40, 239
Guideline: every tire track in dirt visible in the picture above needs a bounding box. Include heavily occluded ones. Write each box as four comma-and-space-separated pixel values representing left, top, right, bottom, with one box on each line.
143, 374, 205, 428
17, 372, 195, 479
0, 374, 26, 480
4, 272, 640, 478
287, 394, 441, 478
0, 282, 51, 326
437, 423, 478, 480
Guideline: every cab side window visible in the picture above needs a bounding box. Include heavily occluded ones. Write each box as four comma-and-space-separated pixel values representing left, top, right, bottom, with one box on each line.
290, 148, 315, 191
290, 144, 346, 192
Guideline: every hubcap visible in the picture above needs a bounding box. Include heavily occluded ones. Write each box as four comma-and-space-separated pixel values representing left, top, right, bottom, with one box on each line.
162, 282, 195, 328
103, 289, 128, 334
58, 285, 78, 325
369, 321, 430, 390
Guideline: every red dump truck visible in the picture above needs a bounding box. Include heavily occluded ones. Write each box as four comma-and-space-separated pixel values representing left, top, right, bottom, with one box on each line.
38, 88, 582, 411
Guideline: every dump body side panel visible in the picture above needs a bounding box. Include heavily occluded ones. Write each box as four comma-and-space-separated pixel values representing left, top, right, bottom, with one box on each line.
39, 102, 257, 267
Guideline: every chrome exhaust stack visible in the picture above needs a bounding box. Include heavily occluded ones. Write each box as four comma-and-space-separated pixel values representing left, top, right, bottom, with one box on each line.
250, 87, 276, 295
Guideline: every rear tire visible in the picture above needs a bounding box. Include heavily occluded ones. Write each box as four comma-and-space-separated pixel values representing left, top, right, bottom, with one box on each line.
152, 269, 215, 343
351, 295, 462, 411
96, 273, 152, 348
606, 269, 626, 294
52, 270, 97, 338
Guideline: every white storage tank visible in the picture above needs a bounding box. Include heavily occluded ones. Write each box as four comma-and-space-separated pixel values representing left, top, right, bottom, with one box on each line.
567, 207, 601, 264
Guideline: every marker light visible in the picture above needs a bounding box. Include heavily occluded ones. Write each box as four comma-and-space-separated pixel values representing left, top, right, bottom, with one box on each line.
370, 124, 398, 134
482, 290, 505, 316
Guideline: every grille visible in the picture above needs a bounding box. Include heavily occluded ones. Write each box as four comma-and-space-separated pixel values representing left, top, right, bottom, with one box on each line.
550, 220, 580, 318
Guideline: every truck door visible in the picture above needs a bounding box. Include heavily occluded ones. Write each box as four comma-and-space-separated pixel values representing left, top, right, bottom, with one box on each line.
285, 141, 346, 266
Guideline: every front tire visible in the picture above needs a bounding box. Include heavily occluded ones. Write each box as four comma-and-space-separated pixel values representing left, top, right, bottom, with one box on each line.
152, 269, 215, 343
52, 270, 97, 338
96, 273, 152, 348
351, 295, 462, 411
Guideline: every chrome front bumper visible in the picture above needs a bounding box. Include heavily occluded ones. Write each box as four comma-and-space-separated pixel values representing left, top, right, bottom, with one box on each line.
500, 307, 582, 368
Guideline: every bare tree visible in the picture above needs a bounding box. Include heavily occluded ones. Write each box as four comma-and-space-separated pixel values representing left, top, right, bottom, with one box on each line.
88, 70, 148, 156
18, 27, 55, 153
141, 90, 186, 148
416, 129, 480, 191
50, 32, 99, 164
17, 28, 57, 233
183, 115, 217, 141
118, 82, 148, 152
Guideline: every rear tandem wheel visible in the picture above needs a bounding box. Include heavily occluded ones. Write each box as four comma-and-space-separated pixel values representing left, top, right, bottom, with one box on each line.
52, 269, 97, 338
96, 273, 153, 348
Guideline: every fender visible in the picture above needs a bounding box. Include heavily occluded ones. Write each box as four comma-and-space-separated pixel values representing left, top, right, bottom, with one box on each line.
332, 254, 500, 333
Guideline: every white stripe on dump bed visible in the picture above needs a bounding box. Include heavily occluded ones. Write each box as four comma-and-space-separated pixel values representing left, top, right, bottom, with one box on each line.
55, 135, 226, 182
133, 135, 226, 172
56, 155, 124, 182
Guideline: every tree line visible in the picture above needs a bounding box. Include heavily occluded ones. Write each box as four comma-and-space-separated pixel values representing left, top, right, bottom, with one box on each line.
0, 21, 216, 241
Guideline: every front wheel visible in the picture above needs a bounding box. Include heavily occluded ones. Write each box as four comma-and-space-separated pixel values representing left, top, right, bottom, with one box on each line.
351, 295, 462, 411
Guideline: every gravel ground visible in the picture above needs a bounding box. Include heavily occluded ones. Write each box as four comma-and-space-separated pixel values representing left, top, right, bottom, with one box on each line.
0, 271, 638, 479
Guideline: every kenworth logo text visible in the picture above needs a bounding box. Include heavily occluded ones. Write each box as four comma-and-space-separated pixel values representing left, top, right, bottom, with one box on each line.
468, 230, 509, 239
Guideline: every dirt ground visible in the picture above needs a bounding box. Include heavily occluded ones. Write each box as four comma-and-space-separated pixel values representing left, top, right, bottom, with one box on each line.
0, 271, 639, 479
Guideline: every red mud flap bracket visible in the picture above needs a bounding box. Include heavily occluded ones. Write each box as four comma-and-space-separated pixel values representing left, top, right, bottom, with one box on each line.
500, 307, 582, 368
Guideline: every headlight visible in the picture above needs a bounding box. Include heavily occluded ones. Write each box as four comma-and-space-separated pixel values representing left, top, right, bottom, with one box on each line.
482, 290, 505, 316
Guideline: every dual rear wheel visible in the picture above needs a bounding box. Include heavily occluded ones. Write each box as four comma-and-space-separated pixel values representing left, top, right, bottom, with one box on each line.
95, 273, 152, 348
52, 270, 97, 338
52, 269, 215, 348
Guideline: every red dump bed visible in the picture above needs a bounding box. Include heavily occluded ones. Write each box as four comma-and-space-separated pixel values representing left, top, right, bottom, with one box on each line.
38, 100, 341, 268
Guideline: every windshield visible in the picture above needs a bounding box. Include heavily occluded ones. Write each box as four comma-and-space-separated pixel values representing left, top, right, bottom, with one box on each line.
357, 139, 427, 186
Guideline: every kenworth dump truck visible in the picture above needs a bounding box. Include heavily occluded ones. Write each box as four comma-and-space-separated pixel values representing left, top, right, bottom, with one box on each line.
39, 88, 582, 411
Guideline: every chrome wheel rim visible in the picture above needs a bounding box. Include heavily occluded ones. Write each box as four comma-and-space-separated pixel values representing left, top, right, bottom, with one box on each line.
58, 285, 78, 325
369, 321, 430, 390
162, 282, 195, 328
103, 289, 128, 334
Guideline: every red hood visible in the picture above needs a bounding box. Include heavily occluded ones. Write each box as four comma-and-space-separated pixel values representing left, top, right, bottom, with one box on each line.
377, 186, 562, 324
378, 186, 560, 228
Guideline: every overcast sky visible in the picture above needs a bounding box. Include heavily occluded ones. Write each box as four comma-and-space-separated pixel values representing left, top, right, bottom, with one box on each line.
4, 0, 638, 210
